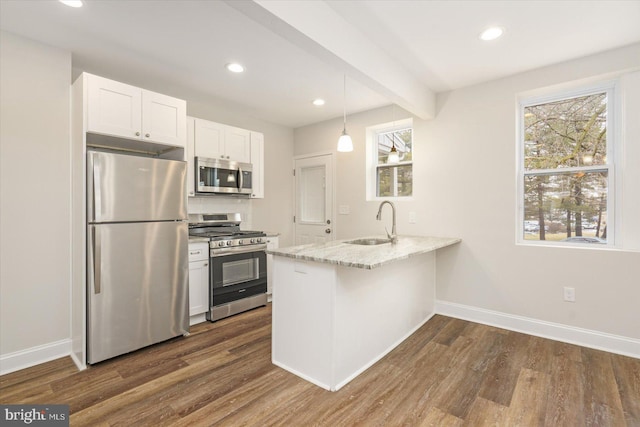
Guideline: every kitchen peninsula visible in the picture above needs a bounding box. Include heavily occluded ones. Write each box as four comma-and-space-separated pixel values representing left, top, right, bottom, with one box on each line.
269, 235, 460, 391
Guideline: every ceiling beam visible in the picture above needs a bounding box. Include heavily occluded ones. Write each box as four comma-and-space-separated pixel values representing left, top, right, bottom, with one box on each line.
226, 0, 436, 120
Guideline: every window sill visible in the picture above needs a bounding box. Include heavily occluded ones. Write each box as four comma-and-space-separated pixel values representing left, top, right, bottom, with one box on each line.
368, 196, 415, 202
515, 239, 637, 252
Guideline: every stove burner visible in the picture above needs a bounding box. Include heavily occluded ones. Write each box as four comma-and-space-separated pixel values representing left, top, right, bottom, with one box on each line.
188, 213, 266, 248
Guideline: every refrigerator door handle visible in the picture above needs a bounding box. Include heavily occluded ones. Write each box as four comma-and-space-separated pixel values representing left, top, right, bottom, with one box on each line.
93, 226, 102, 294
93, 154, 102, 223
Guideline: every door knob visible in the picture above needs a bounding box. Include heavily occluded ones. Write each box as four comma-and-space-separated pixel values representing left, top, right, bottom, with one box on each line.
325, 228, 331, 234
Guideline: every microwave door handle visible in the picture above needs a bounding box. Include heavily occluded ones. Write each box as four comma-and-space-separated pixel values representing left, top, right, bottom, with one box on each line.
238, 166, 243, 191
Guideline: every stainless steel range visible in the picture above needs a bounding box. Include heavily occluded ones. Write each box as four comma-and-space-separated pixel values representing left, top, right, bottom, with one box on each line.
188, 213, 267, 322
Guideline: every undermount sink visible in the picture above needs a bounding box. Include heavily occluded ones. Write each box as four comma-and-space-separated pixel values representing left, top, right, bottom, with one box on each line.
346, 238, 392, 246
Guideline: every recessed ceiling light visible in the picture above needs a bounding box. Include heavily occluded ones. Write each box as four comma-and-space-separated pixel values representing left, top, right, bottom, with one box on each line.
59, 0, 83, 7
480, 27, 504, 41
226, 63, 245, 73
312, 99, 325, 106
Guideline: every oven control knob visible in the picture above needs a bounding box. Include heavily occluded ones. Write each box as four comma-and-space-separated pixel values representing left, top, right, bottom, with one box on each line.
250, 238, 255, 243
238, 239, 244, 245
257, 237, 263, 243
226, 241, 232, 246
218, 241, 225, 247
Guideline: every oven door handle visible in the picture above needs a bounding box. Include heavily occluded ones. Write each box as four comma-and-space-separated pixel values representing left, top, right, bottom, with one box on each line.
211, 244, 267, 256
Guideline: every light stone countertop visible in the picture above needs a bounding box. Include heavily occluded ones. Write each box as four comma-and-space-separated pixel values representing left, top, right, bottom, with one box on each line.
267, 235, 461, 270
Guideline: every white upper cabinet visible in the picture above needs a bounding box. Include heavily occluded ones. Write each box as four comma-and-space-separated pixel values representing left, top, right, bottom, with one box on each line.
194, 118, 251, 163
225, 126, 251, 163
194, 118, 225, 159
141, 90, 187, 147
87, 75, 141, 140
250, 131, 264, 199
87, 74, 186, 148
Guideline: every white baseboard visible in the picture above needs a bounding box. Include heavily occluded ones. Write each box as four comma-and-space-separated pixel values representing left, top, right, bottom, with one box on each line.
271, 359, 332, 391
189, 313, 207, 326
0, 339, 71, 376
435, 301, 640, 359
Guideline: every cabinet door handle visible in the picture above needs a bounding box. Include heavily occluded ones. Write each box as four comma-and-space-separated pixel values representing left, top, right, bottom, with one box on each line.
135, 131, 140, 136
145, 133, 150, 138
203, 263, 208, 267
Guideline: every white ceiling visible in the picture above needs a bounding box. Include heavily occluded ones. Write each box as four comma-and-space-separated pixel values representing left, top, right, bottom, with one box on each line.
1, 0, 639, 128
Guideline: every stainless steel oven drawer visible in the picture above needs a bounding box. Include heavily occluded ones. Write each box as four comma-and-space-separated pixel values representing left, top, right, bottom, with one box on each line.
212, 282, 267, 307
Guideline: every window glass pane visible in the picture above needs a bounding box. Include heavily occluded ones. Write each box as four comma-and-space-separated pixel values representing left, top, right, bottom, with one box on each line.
377, 128, 412, 164
524, 93, 607, 170
397, 165, 413, 197
299, 165, 325, 223
377, 167, 392, 197
523, 171, 608, 243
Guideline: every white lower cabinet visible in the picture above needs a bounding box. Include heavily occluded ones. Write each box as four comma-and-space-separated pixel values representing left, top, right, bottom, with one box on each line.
266, 236, 279, 301
188, 242, 209, 318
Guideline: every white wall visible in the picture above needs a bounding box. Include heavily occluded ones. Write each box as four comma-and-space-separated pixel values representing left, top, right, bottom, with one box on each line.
430, 46, 640, 342
0, 32, 72, 363
294, 44, 640, 345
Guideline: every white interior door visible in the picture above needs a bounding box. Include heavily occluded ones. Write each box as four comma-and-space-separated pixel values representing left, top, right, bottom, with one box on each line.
295, 154, 334, 245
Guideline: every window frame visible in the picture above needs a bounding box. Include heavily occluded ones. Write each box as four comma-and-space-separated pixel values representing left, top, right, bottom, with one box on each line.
516, 82, 617, 248
366, 118, 414, 201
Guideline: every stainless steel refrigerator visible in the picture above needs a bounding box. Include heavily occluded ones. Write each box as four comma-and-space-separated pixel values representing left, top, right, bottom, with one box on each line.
87, 151, 189, 364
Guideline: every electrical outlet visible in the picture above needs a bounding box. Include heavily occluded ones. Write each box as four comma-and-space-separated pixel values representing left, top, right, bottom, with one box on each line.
563, 287, 576, 302
409, 211, 417, 224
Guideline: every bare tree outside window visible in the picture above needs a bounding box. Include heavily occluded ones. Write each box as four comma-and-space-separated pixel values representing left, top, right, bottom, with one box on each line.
521, 91, 610, 244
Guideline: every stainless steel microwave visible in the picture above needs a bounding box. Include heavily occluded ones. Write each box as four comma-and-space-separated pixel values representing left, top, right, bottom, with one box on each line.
195, 157, 253, 196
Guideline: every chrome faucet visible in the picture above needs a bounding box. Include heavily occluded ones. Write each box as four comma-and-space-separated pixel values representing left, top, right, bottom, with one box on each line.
376, 200, 397, 244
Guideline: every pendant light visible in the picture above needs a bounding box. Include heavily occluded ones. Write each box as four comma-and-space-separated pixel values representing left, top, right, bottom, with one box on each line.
387, 104, 399, 164
387, 144, 399, 164
337, 74, 353, 152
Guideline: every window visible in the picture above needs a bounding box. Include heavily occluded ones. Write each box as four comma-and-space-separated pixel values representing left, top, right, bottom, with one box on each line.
518, 84, 614, 246
367, 119, 413, 199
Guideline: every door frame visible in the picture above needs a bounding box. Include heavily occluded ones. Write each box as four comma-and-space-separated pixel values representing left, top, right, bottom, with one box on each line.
293, 151, 336, 244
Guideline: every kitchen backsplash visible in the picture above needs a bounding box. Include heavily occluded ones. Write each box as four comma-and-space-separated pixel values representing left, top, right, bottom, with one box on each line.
187, 196, 253, 229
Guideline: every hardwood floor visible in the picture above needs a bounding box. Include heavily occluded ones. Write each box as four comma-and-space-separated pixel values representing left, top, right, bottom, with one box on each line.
2, 304, 639, 426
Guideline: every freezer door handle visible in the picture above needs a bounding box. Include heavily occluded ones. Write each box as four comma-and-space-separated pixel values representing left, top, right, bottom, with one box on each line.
93, 226, 102, 294
93, 154, 102, 223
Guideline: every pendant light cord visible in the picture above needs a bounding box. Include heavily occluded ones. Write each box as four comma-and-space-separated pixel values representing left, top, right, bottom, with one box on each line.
343, 74, 347, 132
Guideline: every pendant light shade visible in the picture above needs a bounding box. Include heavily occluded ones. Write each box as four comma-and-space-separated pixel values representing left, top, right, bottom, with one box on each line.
338, 131, 353, 152
387, 144, 399, 164
337, 74, 353, 152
